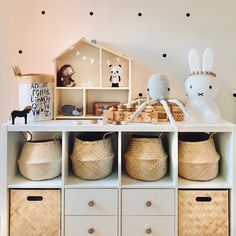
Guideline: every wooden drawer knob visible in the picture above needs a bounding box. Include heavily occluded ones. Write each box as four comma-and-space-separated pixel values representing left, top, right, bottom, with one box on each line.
88, 201, 95, 207
146, 201, 152, 207
88, 228, 94, 234
145, 228, 152, 234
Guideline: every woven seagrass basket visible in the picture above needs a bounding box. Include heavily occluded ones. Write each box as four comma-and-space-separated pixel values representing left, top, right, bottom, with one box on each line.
18, 139, 62, 181
71, 133, 114, 180
178, 132, 220, 181
124, 134, 168, 181
179, 190, 229, 236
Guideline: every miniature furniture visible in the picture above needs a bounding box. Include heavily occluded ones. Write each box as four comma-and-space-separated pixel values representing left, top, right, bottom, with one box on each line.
54, 38, 132, 120
0, 120, 234, 236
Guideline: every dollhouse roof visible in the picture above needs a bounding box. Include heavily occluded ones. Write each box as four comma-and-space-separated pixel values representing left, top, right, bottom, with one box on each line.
53, 37, 131, 61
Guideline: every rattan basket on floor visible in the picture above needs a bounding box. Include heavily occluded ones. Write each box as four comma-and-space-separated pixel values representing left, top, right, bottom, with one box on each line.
18, 139, 62, 181
179, 190, 229, 236
71, 133, 114, 180
10, 189, 61, 236
178, 132, 220, 181
124, 135, 168, 181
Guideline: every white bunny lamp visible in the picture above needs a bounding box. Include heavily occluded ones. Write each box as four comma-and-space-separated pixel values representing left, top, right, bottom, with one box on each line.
185, 48, 221, 123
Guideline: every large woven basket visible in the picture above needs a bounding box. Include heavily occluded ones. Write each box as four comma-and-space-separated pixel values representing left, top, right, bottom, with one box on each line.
124, 135, 168, 181
179, 190, 228, 236
178, 132, 220, 181
10, 189, 61, 236
71, 133, 114, 180
18, 139, 62, 181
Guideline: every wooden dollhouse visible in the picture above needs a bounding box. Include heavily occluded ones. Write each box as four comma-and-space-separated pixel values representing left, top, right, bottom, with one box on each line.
54, 38, 132, 120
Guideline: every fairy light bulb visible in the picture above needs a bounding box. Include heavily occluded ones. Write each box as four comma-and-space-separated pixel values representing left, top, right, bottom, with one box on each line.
116, 57, 120, 62
76, 51, 80, 56
83, 56, 87, 61
91, 58, 95, 64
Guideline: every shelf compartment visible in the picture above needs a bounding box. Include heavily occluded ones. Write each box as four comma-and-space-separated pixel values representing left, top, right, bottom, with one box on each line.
56, 40, 100, 87
178, 132, 233, 188
86, 89, 129, 115
55, 89, 84, 118
64, 132, 119, 188
102, 49, 129, 87
7, 131, 63, 188
121, 132, 177, 188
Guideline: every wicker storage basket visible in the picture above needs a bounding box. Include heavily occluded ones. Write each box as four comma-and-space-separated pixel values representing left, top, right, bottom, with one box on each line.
18, 140, 62, 181
178, 132, 220, 181
10, 189, 61, 236
124, 135, 168, 181
71, 133, 114, 180
179, 190, 228, 236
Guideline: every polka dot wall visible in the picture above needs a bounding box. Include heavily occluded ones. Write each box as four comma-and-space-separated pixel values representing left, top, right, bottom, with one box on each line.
1, 0, 236, 124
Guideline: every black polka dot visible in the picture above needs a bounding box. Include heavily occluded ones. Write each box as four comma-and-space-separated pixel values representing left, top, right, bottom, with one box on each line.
209, 85, 212, 89
233, 93, 236, 97
89, 12, 94, 16
147, 88, 149, 92
190, 85, 192, 89
18, 50, 23, 54
139, 93, 143, 97
163, 53, 167, 58
186, 13, 191, 17
41, 11, 45, 15
168, 88, 170, 91
138, 12, 142, 17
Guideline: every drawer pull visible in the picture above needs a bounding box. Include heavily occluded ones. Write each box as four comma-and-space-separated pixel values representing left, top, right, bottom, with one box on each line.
88, 228, 95, 234
88, 201, 95, 207
145, 228, 152, 234
146, 201, 152, 207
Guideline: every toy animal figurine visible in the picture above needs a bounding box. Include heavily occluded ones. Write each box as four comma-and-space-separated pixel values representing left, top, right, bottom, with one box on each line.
57, 64, 76, 87
109, 64, 122, 87
185, 48, 220, 123
11, 106, 32, 125
61, 105, 83, 116
131, 74, 193, 128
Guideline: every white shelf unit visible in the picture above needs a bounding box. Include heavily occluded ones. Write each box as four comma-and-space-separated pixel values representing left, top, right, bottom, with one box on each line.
54, 38, 132, 120
1, 120, 235, 236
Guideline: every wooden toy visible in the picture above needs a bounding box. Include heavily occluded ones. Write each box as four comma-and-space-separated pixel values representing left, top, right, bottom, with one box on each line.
57, 64, 76, 87
11, 106, 32, 125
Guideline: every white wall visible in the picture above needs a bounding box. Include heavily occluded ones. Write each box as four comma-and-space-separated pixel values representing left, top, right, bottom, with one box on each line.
1, 0, 236, 125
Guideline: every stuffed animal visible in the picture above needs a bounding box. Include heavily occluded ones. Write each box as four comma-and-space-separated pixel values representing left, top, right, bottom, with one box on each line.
131, 74, 192, 128
185, 48, 220, 123
61, 105, 83, 116
109, 64, 122, 87
57, 64, 76, 87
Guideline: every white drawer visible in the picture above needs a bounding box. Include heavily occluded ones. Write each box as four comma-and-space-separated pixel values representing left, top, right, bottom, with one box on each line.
122, 216, 175, 236
65, 216, 117, 236
65, 189, 118, 215
122, 189, 175, 215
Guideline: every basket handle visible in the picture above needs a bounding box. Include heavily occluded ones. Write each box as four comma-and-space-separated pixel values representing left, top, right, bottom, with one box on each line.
209, 132, 216, 139
21, 131, 32, 142
103, 132, 113, 139
27, 196, 43, 201
195, 197, 212, 202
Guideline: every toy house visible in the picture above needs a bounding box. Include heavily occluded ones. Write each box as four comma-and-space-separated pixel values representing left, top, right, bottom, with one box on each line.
54, 38, 132, 119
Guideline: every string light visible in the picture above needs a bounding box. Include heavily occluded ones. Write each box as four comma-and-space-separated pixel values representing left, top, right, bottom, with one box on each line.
76, 51, 80, 56
83, 56, 87, 61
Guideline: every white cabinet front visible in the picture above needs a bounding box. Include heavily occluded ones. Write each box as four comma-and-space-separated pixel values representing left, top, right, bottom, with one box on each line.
122, 189, 175, 216
65, 216, 117, 236
122, 216, 175, 236
65, 189, 118, 216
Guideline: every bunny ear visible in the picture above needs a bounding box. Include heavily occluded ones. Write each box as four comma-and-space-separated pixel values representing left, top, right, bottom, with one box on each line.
202, 48, 214, 71
188, 49, 200, 72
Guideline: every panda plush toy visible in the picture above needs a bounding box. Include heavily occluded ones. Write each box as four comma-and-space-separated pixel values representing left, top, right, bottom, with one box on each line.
109, 64, 122, 87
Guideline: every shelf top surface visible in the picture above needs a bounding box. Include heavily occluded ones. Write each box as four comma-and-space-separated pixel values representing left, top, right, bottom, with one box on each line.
3, 119, 234, 132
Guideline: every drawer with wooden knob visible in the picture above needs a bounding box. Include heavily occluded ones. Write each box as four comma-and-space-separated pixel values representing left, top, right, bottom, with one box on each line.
65, 216, 117, 236
122, 189, 175, 215
122, 216, 175, 236
65, 189, 118, 215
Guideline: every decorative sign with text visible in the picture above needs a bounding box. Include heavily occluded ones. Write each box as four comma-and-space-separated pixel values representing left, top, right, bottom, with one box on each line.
18, 75, 54, 121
